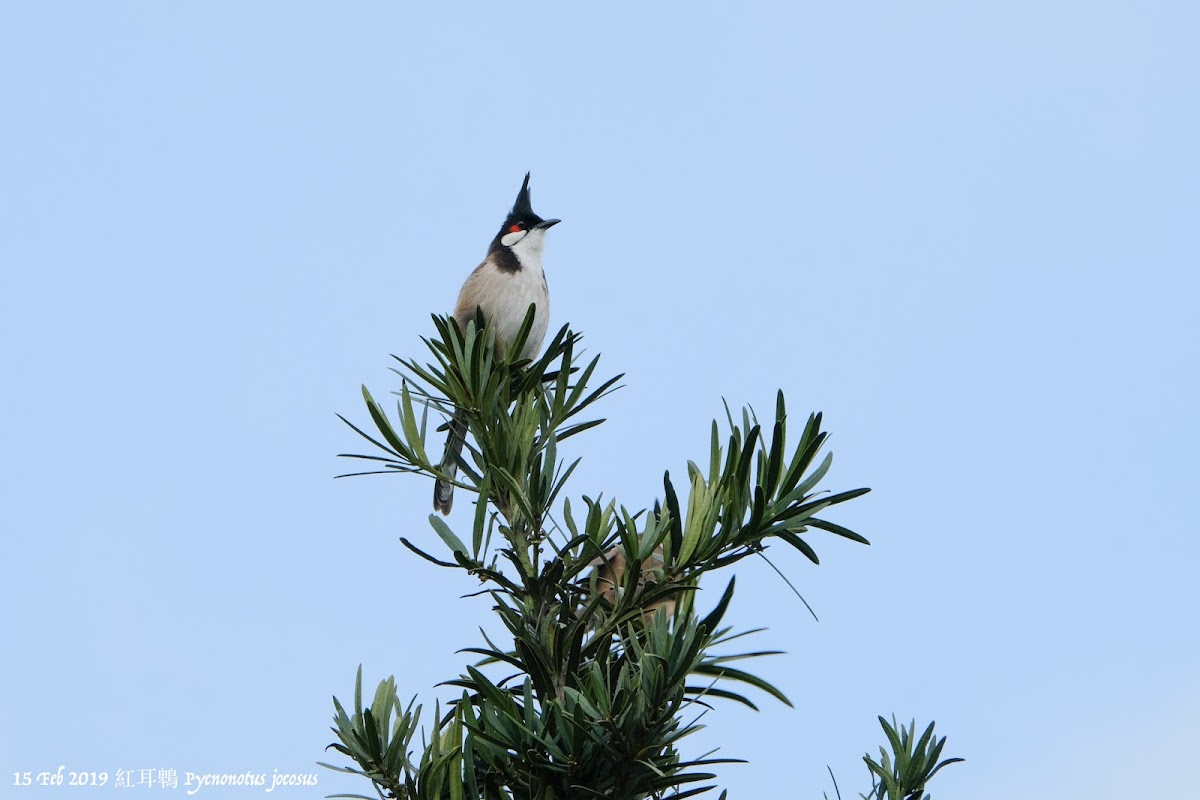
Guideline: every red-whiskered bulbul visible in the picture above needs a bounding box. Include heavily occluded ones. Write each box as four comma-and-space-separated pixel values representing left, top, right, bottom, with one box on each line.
433, 173, 560, 514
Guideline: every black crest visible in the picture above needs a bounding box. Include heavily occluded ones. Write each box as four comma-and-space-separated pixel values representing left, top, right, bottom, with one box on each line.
511, 172, 540, 223
490, 173, 546, 249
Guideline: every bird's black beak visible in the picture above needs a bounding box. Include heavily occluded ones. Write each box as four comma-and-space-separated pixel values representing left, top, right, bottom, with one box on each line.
535, 218, 561, 230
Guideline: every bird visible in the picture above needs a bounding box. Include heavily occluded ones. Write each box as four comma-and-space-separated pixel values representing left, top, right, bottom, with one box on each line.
587, 543, 677, 623
433, 173, 560, 515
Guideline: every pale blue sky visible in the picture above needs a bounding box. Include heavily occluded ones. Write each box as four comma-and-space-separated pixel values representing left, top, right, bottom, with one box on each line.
2, 3, 1197, 798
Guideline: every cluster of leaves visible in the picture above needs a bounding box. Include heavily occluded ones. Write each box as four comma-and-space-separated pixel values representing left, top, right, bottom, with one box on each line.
328, 313, 878, 799
860, 717, 963, 800
820, 718, 963, 800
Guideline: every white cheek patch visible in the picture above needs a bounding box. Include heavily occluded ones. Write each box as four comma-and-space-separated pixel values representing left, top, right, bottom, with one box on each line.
501, 229, 527, 247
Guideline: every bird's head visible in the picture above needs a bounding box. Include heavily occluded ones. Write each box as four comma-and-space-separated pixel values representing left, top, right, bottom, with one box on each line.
489, 172, 560, 260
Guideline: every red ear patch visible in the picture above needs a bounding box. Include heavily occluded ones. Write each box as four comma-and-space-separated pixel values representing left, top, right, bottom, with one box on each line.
509, 224, 522, 233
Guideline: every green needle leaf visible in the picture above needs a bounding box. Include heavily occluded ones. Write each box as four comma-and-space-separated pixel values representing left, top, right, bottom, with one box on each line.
428, 514, 469, 558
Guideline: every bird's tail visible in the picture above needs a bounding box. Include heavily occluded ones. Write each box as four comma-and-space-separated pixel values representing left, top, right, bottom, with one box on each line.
433, 408, 468, 515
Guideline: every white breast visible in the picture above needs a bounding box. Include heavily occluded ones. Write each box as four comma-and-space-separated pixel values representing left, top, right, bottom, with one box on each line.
454, 253, 550, 360
488, 259, 550, 359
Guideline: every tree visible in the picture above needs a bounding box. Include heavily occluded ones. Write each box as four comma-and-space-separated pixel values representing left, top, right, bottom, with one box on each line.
324, 313, 960, 799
